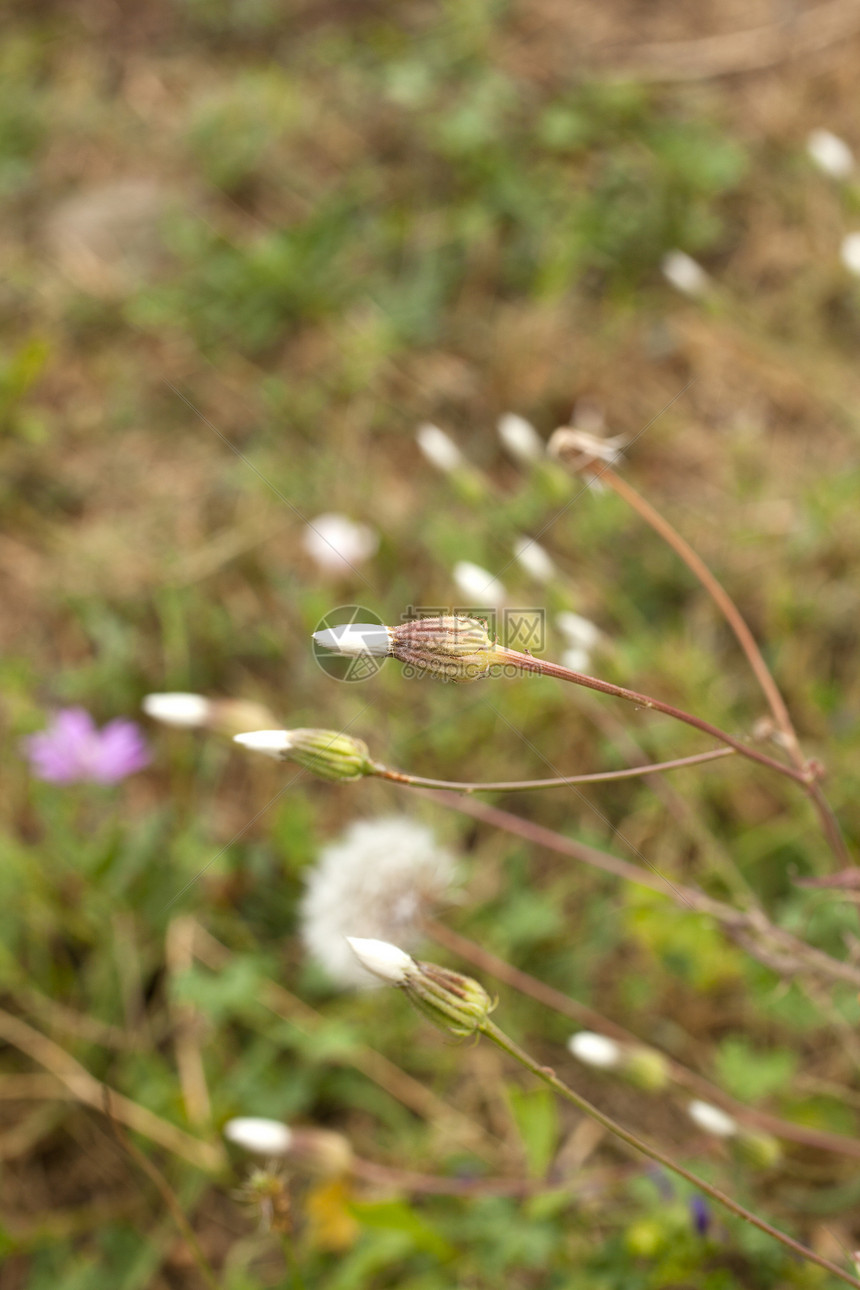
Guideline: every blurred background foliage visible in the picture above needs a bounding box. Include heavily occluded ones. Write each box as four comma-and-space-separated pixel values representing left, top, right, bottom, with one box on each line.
2, 0, 860, 1286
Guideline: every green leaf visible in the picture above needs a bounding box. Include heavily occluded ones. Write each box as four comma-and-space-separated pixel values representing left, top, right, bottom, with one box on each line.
506, 1085, 559, 1178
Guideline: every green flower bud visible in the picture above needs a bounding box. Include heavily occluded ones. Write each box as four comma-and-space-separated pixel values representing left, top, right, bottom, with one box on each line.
405, 961, 497, 1037
623, 1046, 671, 1093
234, 729, 372, 782
390, 616, 501, 683
733, 1129, 782, 1170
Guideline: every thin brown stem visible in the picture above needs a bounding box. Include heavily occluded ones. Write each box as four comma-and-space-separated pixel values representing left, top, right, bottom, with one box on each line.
428, 920, 860, 1163
107, 1102, 222, 1290
370, 746, 735, 793
352, 1156, 626, 1197
482, 1020, 860, 1289
493, 646, 806, 784
415, 790, 860, 990
589, 464, 850, 867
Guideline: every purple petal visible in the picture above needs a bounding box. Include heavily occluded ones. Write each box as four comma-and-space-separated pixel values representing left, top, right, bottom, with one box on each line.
22, 708, 149, 784
88, 719, 150, 782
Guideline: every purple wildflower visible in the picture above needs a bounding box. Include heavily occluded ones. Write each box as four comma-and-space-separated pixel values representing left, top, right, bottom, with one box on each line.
690, 1194, 711, 1236
23, 707, 150, 784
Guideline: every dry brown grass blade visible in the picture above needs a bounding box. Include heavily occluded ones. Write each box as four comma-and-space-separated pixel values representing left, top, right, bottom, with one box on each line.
0, 1007, 223, 1172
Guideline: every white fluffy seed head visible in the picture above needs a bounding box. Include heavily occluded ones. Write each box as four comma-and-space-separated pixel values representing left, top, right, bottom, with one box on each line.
453, 560, 506, 607
223, 1117, 293, 1155
416, 423, 463, 473
312, 624, 393, 657
512, 536, 556, 583
567, 1031, 622, 1069
346, 937, 415, 984
661, 250, 710, 298
687, 1100, 738, 1138
142, 692, 211, 728
807, 128, 854, 180
497, 413, 543, 463
233, 730, 295, 760
300, 816, 456, 988
303, 513, 379, 575
840, 231, 860, 276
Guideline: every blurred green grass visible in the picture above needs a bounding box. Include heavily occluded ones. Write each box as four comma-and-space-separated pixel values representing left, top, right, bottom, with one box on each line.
2, 1, 860, 1286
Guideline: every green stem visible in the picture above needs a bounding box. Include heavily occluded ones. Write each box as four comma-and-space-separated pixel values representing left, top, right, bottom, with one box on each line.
370, 746, 735, 793
481, 1019, 860, 1289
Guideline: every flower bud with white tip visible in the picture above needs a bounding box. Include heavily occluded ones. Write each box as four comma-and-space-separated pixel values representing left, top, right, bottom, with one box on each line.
224, 1117, 293, 1156
567, 1031, 622, 1070
312, 623, 393, 658
732, 1128, 782, 1170
143, 692, 211, 729
687, 1100, 737, 1139
144, 693, 279, 738
497, 412, 543, 464
416, 423, 463, 474
568, 1031, 669, 1091
390, 615, 501, 682
346, 936, 416, 985
347, 938, 496, 1037
234, 728, 372, 782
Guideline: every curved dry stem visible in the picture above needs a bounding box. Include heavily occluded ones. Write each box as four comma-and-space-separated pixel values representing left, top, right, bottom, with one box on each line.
494, 646, 806, 784
579, 463, 850, 867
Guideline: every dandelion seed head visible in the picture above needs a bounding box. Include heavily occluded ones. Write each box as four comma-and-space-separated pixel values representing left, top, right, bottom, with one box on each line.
300, 817, 456, 988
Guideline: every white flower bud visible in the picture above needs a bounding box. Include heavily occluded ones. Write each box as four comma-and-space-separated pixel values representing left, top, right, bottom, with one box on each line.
567, 1031, 622, 1069
841, 231, 860, 276
224, 1117, 293, 1155
661, 250, 710, 298
556, 612, 603, 651
687, 1100, 737, 1138
312, 624, 393, 657
512, 536, 556, 583
346, 936, 416, 984
416, 423, 463, 473
453, 561, 506, 607
303, 513, 379, 575
807, 129, 854, 180
497, 413, 543, 463
234, 730, 295, 759
142, 692, 211, 728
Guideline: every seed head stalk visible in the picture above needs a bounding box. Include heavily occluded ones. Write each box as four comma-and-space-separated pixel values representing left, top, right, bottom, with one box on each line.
565, 458, 850, 867
493, 646, 807, 782
480, 1017, 860, 1290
